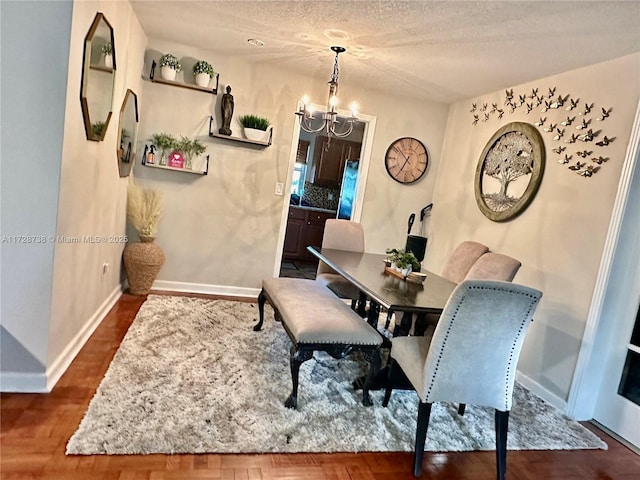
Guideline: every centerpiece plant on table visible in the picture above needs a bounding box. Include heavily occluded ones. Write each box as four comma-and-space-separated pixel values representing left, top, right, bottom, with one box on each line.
385, 248, 420, 277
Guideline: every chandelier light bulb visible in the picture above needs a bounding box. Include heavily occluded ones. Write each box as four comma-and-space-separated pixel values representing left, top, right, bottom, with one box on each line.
302, 94, 310, 106
350, 102, 358, 117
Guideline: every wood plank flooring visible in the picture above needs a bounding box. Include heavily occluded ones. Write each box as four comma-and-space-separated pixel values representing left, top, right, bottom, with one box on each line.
2, 292, 639, 479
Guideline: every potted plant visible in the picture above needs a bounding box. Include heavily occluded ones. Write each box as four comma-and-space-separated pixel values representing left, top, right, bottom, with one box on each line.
101, 42, 113, 68
239, 114, 271, 142
148, 132, 177, 166
123, 180, 165, 295
192, 60, 215, 88
176, 136, 207, 170
385, 248, 420, 277
158, 53, 182, 81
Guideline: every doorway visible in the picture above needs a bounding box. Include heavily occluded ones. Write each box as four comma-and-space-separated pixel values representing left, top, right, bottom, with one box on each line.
273, 109, 377, 278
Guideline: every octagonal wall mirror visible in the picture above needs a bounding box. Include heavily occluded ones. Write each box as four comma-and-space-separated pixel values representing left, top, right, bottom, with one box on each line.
80, 12, 116, 141
117, 89, 139, 177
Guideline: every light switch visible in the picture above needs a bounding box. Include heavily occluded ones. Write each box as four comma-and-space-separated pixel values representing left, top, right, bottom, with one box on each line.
275, 182, 284, 196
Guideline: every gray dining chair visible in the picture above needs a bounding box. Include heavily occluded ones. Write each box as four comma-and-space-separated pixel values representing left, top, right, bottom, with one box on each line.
315, 219, 365, 312
382, 279, 542, 478
441, 240, 489, 283
465, 252, 522, 282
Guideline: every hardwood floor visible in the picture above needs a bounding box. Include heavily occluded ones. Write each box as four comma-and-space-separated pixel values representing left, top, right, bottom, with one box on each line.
2, 292, 639, 479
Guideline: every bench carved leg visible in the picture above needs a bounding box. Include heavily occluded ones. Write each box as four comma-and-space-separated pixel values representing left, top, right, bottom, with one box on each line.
285, 344, 313, 409
361, 348, 382, 406
254, 289, 267, 331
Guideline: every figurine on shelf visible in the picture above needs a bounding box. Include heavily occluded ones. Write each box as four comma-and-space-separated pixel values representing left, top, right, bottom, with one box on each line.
219, 85, 234, 136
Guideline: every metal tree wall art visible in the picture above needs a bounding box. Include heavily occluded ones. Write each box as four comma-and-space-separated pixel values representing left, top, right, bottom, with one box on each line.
475, 122, 545, 222
470, 86, 616, 178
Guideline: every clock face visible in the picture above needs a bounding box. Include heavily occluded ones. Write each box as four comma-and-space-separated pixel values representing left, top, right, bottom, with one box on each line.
384, 137, 429, 184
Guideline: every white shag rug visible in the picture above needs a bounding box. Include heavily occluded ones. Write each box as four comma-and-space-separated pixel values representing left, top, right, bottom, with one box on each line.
67, 295, 607, 455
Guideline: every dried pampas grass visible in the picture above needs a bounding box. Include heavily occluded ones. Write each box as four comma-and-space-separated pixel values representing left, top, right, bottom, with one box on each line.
127, 180, 163, 238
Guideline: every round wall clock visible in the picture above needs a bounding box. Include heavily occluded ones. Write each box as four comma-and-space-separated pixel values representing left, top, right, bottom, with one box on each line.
474, 122, 545, 222
384, 137, 429, 184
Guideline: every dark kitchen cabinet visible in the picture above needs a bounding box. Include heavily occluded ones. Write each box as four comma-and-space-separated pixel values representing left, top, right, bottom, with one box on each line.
313, 137, 361, 186
283, 207, 335, 261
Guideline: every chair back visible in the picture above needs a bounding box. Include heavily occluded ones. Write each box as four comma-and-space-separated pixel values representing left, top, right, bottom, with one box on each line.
465, 252, 521, 282
421, 280, 542, 411
441, 241, 489, 283
317, 220, 365, 275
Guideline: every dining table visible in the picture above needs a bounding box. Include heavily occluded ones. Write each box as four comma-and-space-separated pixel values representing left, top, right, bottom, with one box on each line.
307, 246, 457, 389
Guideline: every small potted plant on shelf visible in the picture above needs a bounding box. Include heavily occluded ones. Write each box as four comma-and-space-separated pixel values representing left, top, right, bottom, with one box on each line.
192, 60, 215, 88
101, 42, 113, 68
176, 136, 207, 170
239, 114, 271, 142
148, 132, 177, 166
158, 53, 182, 81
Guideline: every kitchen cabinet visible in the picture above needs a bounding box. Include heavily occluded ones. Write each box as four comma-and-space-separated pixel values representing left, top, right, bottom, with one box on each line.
283, 207, 335, 261
313, 137, 361, 186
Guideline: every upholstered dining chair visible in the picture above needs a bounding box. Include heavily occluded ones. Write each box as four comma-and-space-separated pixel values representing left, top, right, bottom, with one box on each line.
315, 219, 365, 311
465, 252, 522, 282
440, 240, 489, 283
382, 279, 542, 478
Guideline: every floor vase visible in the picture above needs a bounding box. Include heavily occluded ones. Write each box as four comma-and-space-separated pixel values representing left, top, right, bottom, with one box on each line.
123, 237, 165, 295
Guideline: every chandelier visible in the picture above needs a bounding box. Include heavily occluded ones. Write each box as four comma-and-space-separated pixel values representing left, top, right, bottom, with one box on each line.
295, 46, 358, 140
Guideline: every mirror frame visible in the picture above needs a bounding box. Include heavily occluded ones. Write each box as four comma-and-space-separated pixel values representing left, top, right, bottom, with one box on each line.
116, 89, 139, 177
80, 12, 116, 142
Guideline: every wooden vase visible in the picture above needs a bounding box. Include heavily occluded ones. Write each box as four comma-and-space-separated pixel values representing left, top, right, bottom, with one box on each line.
123, 236, 165, 295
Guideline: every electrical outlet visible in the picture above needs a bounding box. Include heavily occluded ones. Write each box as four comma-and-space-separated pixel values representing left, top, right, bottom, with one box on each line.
102, 263, 109, 275
275, 182, 284, 196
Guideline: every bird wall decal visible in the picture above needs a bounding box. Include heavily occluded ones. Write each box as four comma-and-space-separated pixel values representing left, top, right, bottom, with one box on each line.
578, 129, 595, 142
548, 87, 557, 98
596, 107, 612, 121
564, 133, 579, 144
576, 150, 592, 158
565, 98, 579, 111
579, 103, 594, 115
568, 161, 585, 171
472, 114, 479, 125
552, 146, 566, 154
553, 128, 565, 141
470, 103, 477, 112
576, 118, 591, 130
543, 123, 557, 133
595, 136, 615, 146
591, 156, 608, 164
534, 117, 546, 127
561, 116, 575, 126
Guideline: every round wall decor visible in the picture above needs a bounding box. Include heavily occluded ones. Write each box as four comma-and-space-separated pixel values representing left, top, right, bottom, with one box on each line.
474, 122, 545, 222
384, 137, 429, 184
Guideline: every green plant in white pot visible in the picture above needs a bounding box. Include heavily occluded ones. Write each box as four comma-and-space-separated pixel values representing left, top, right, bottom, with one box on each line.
239, 114, 271, 142
192, 60, 215, 88
101, 42, 113, 68
158, 53, 181, 81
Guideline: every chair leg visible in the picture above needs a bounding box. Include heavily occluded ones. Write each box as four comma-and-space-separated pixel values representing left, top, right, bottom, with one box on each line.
458, 403, 466, 416
413, 402, 432, 477
284, 345, 313, 410
356, 291, 368, 317
382, 358, 397, 407
362, 348, 381, 407
495, 409, 509, 480
254, 289, 266, 331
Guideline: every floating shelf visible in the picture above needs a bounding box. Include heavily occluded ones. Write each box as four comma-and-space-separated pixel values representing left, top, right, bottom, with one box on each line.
208, 116, 272, 146
149, 60, 219, 95
90, 64, 114, 73
142, 150, 209, 175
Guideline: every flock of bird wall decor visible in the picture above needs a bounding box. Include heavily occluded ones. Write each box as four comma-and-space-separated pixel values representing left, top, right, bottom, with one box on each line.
471, 87, 615, 178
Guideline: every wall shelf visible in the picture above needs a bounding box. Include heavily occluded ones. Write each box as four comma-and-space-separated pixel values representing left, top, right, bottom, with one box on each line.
142, 150, 209, 175
149, 60, 219, 95
208, 116, 272, 146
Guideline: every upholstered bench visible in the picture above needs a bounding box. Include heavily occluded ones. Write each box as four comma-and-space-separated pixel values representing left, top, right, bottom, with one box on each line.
255, 277, 383, 409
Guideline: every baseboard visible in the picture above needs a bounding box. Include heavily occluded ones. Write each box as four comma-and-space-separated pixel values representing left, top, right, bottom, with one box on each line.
152, 280, 261, 299
45, 284, 123, 392
516, 371, 568, 414
0, 371, 48, 393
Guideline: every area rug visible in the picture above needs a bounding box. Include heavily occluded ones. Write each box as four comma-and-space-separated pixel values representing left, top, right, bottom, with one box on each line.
67, 295, 607, 455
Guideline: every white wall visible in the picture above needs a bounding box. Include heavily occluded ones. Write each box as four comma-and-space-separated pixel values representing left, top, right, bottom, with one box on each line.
46, 0, 147, 383
135, 38, 450, 294
0, 0, 148, 391
0, 0, 73, 389
427, 53, 640, 405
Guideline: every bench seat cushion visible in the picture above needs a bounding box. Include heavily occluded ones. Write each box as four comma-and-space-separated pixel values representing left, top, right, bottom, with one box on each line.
262, 278, 382, 346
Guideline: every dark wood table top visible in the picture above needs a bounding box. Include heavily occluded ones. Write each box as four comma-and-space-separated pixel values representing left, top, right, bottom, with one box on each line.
308, 247, 457, 314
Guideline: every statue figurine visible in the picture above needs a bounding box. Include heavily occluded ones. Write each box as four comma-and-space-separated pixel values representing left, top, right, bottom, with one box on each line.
219, 85, 234, 136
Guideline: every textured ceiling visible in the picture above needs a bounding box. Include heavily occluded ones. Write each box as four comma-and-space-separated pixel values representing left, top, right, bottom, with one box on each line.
130, 0, 640, 103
